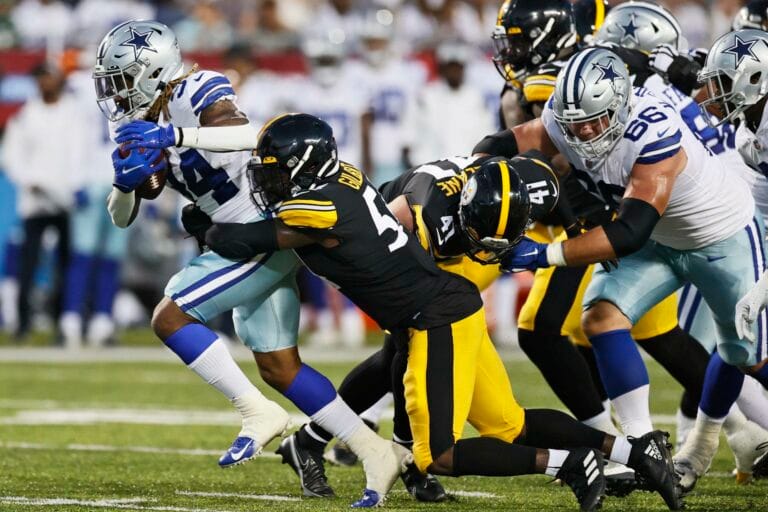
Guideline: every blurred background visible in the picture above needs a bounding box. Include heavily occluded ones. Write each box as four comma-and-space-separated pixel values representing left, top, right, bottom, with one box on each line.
0, 0, 749, 351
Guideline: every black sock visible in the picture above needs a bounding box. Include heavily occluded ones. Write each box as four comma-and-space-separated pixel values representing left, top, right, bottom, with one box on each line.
453, 437, 538, 476
297, 424, 330, 454
518, 328, 605, 421
576, 344, 608, 402
391, 331, 414, 444
679, 390, 698, 419
636, 326, 707, 404
517, 409, 606, 450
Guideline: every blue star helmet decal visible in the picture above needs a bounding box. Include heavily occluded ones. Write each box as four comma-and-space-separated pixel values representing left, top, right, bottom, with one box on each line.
621, 14, 639, 44
724, 34, 759, 67
593, 60, 622, 91
120, 27, 158, 61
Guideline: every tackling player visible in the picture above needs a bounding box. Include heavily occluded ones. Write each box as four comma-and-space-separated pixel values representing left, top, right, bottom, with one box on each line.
95, 20, 404, 503
198, 112, 683, 511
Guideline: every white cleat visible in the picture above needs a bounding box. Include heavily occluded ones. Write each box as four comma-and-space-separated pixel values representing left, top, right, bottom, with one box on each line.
361, 440, 411, 497
220, 399, 291, 468
673, 427, 719, 494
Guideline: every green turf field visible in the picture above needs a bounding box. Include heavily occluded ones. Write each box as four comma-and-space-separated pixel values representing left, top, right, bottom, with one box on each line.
0, 347, 765, 511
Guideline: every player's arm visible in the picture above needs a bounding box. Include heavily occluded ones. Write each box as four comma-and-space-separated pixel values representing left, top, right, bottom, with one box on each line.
205, 219, 317, 260
472, 119, 558, 159
558, 149, 686, 266
387, 195, 414, 232
503, 149, 687, 271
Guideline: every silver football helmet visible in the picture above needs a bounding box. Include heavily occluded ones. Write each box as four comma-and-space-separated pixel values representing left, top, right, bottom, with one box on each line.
732, 0, 768, 31
699, 29, 768, 127
552, 47, 632, 161
595, 1, 685, 53
93, 20, 183, 121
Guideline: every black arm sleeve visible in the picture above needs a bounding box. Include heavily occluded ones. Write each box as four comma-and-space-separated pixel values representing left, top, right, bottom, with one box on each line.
472, 130, 519, 158
602, 198, 661, 257
205, 221, 279, 260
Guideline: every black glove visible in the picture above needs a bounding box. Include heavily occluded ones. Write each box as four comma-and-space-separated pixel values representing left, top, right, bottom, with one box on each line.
181, 204, 213, 251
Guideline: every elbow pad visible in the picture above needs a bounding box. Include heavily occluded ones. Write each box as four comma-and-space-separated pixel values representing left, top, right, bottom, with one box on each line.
205, 221, 279, 260
107, 187, 136, 228
472, 130, 519, 158
602, 198, 660, 257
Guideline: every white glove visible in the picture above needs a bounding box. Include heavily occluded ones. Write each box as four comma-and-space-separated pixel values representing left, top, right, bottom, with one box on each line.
648, 43, 679, 77
735, 272, 768, 343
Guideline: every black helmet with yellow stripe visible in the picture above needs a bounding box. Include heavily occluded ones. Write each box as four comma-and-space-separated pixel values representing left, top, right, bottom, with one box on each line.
458, 157, 532, 264
249, 113, 339, 207
491, 0, 577, 85
573, 0, 610, 44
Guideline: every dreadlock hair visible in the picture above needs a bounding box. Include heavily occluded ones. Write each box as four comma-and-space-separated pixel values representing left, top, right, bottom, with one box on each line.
144, 63, 199, 122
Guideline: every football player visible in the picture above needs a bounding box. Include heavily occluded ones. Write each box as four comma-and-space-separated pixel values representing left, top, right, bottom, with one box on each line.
95, 20, 405, 503
733, 0, 768, 31
492, 45, 768, 493
680, 28, 768, 487
200, 112, 683, 511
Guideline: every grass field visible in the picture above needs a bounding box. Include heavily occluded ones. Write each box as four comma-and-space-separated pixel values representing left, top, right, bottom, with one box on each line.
0, 338, 766, 511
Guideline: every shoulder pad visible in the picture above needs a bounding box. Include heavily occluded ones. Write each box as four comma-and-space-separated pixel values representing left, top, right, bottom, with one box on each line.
278, 191, 338, 230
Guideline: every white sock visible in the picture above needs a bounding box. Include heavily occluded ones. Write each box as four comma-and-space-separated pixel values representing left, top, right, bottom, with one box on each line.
188, 338, 260, 400
310, 394, 365, 443
360, 392, 393, 426
545, 449, 570, 476
675, 409, 724, 474
608, 437, 633, 465
582, 409, 621, 437
611, 384, 653, 437
723, 406, 747, 435
675, 408, 695, 450
736, 376, 768, 430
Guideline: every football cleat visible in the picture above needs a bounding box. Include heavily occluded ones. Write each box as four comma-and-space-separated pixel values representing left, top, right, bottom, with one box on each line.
753, 449, 768, 479
276, 433, 335, 497
725, 420, 768, 484
218, 436, 260, 468
628, 431, 684, 510
401, 462, 448, 502
673, 459, 699, 495
350, 489, 383, 508
556, 448, 606, 512
325, 441, 358, 466
604, 462, 637, 497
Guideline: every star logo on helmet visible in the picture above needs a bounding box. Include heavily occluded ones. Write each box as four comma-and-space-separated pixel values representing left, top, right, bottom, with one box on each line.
120, 27, 158, 60
593, 61, 621, 90
723, 34, 759, 67
621, 14, 639, 44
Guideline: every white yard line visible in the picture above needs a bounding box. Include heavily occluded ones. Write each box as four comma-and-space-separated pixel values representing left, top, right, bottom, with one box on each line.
176, 491, 299, 502
0, 496, 236, 512
0, 441, 279, 459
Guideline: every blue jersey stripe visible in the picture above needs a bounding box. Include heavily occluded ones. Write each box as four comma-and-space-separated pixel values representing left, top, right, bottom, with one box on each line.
636, 146, 680, 165
640, 130, 682, 156
171, 259, 247, 302
190, 76, 231, 107
180, 253, 272, 312
193, 87, 235, 115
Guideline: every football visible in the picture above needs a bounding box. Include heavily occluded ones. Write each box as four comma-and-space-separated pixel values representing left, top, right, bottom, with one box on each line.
118, 144, 168, 200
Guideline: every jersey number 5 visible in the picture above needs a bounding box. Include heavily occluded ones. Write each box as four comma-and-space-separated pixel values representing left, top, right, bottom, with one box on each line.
363, 186, 408, 252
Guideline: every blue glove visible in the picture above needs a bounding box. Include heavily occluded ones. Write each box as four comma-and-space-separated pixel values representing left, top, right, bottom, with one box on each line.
500, 237, 550, 272
111, 146, 166, 193
115, 120, 177, 150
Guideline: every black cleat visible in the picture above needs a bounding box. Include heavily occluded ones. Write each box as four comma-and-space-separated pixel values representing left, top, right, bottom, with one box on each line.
327, 441, 358, 466
276, 433, 335, 498
556, 448, 606, 512
401, 463, 448, 502
627, 431, 684, 510
604, 465, 637, 498
753, 449, 768, 479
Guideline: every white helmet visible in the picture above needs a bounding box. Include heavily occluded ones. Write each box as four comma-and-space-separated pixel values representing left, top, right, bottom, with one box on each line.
93, 20, 183, 121
699, 29, 768, 127
552, 47, 632, 161
595, 1, 685, 53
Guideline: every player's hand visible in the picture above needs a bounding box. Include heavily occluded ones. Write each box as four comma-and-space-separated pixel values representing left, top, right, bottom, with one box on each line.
181, 203, 213, 251
649, 43, 679, 77
111, 146, 166, 193
116, 120, 177, 150
688, 47, 708, 66
735, 276, 768, 343
500, 237, 550, 272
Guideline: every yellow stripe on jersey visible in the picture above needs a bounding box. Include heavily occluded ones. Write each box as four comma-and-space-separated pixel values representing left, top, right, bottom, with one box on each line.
278, 202, 338, 229
410, 204, 432, 253
280, 198, 334, 208
496, 160, 511, 239
523, 74, 557, 103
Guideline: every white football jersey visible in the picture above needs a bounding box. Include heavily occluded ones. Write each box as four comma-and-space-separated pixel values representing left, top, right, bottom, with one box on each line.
646, 78, 768, 222
159, 69, 264, 223
542, 87, 755, 250
737, 102, 768, 181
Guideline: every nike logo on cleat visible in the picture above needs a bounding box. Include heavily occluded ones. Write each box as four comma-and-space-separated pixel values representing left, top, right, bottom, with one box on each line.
706, 255, 727, 262
229, 440, 253, 462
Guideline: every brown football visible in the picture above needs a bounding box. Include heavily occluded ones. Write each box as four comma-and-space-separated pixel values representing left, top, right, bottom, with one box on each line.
118, 144, 168, 200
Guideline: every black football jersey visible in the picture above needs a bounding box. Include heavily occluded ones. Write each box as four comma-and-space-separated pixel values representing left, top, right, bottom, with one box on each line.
276, 161, 481, 330
380, 153, 560, 260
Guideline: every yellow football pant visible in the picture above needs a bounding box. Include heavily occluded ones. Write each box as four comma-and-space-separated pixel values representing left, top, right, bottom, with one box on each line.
404, 306, 526, 472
